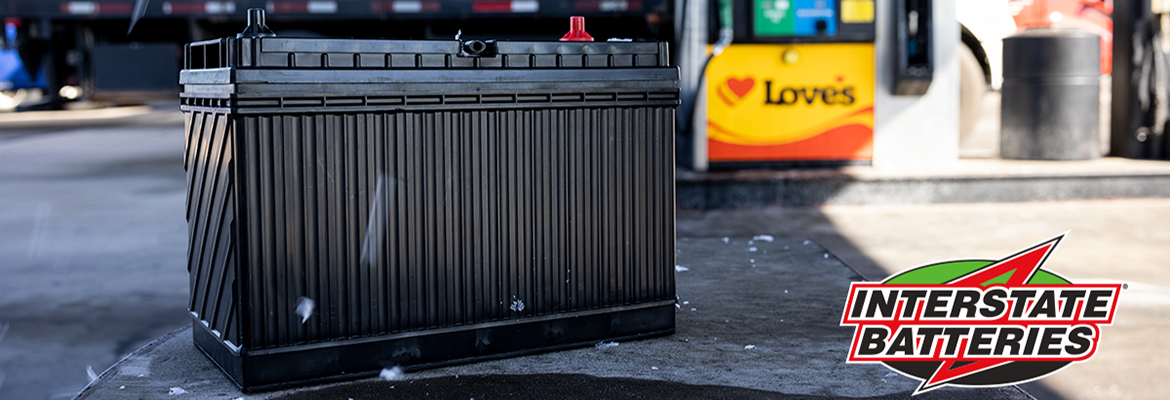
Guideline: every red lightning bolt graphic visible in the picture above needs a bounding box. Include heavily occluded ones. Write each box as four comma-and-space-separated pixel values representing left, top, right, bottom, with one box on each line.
912, 235, 1064, 394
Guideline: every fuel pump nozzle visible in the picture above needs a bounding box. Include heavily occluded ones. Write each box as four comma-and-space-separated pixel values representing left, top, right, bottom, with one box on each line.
711, 0, 734, 56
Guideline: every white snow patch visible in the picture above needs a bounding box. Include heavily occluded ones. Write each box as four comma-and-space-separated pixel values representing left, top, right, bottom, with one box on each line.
747, 247, 757, 252
784, 290, 788, 293
224, 340, 242, 353
674, 265, 689, 272
595, 341, 619, 350
651, 366, 659, 370
510, 299, 525, 312
752, 235, 774, 242
683, 301, 689, 305
750, 259, 754, 263
802, 240, 810, 245
823, 253, 828, 259
119, 386, 125, 390
295, 297, 315, 324
748, 240, 753, 245
87, 366, 98, 383
744, 345, 756, 350
169, 387, 188, 395
721, 237, 729, 243
690, 308, 697, 311
380, 366, 406, 381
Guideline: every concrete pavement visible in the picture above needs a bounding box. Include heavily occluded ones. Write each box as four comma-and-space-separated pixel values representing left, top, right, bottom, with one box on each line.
678, 203, 1170, 400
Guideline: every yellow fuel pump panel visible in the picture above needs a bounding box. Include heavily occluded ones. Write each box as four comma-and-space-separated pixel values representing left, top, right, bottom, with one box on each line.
706, 43, 874, 162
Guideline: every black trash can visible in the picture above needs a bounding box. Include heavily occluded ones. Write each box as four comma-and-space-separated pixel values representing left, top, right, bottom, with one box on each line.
1001, 28, 1101, 160
181, 12, 679, 391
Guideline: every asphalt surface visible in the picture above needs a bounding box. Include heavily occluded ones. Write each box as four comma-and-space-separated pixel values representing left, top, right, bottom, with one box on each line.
0, 104, 1167, 400
0, 105, 191, 399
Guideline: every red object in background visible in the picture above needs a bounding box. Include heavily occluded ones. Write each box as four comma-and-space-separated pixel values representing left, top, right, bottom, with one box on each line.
1011, 0, 1113, 74
560, 16, 594, 41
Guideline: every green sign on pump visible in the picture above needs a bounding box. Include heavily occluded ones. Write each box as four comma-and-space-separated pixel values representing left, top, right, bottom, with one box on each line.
755, 0, 795, 36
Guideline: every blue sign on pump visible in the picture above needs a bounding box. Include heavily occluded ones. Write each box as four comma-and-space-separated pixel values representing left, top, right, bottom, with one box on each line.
754, 0, 836, 37
792, 0, 836, 35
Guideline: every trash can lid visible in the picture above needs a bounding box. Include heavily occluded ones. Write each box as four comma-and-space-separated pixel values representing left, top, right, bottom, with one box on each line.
1002, 28, 1100, 78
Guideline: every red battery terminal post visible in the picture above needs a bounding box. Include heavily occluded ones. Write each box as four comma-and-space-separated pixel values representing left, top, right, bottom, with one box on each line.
560, 16, 594, 42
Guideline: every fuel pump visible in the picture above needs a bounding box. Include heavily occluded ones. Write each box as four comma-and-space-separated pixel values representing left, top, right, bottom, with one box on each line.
1125, 0, 1170, 159
894, 0, 933, 95
702, 0, 880, 167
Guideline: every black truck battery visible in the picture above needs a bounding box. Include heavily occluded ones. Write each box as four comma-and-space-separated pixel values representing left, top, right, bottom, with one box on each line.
180, 11, 680, 391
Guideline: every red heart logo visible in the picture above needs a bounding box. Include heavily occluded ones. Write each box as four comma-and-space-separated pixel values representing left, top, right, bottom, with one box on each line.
725, 77, 755, 98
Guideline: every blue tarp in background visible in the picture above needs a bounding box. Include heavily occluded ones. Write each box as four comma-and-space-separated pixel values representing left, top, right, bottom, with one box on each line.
1, 22, 47, 91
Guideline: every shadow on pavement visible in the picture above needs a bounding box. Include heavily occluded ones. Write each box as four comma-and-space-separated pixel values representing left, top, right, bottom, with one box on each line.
272, 373, 1033, 400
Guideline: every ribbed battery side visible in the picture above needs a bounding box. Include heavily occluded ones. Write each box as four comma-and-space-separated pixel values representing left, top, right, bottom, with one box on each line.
184, 108, 242, 348
236, 107, 676, 349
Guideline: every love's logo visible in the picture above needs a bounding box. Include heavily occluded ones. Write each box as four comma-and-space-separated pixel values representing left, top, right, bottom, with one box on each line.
717, 76, 756, 106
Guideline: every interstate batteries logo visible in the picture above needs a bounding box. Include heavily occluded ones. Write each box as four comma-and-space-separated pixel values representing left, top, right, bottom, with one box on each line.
839, 234, 1121, 394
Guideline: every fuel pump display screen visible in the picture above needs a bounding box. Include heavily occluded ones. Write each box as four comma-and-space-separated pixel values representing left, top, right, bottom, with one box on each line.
754, 0, 837, 37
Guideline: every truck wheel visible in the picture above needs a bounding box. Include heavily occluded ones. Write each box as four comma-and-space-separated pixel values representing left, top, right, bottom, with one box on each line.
959, 44, 986, 143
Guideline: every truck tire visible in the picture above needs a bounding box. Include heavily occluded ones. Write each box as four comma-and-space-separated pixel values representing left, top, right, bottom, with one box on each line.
959, 43, 986, 142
